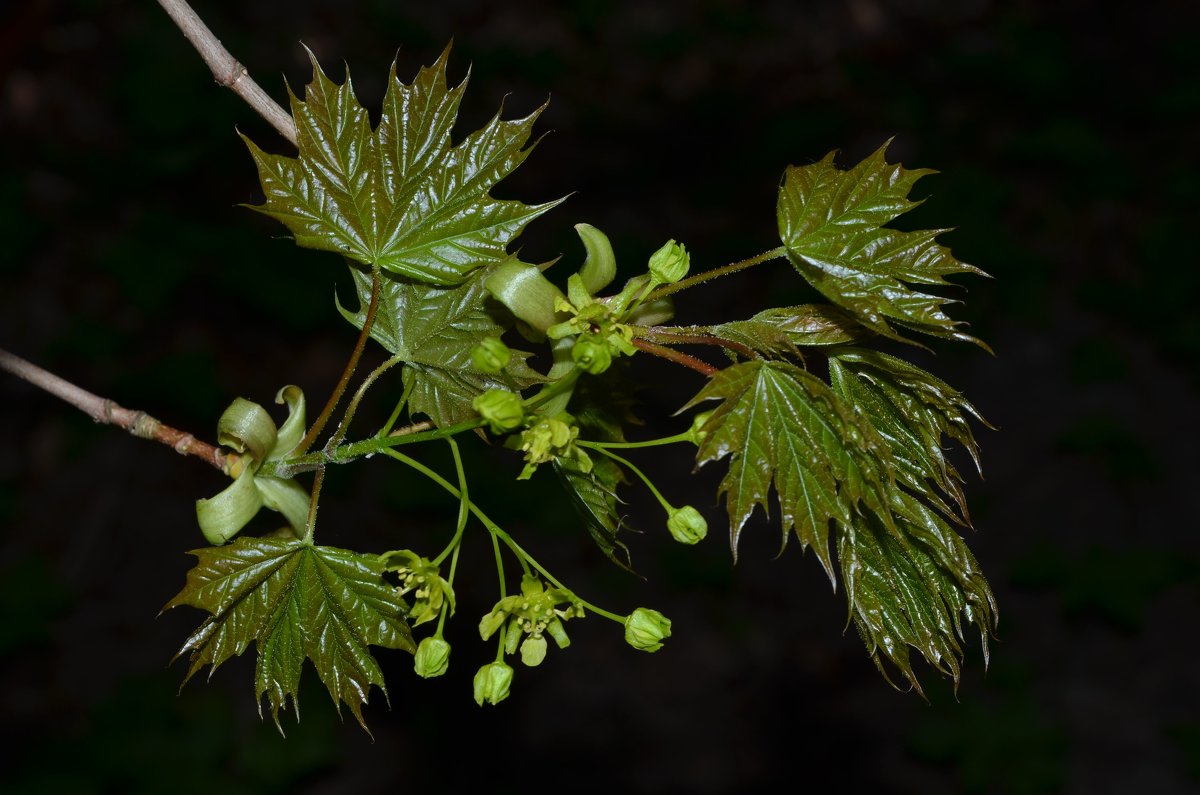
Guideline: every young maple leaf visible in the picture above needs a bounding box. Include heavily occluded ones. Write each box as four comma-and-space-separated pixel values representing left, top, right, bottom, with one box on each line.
777, 142, 987, 347
163, 537, 414, 732
242, 45, 562, 286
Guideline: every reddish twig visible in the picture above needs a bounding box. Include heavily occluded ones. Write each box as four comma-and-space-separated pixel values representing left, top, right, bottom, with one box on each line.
631, 339, 717, 377
155, 0, 297, 146
635, 327, 758, 360
0, 347, 228, 472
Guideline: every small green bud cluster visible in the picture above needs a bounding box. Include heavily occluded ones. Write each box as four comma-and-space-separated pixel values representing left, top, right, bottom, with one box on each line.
413, 636, 451, 679
666, 505, 708, 545
379, 550, 455, 626
470, 336, 512, 374
479, 574, 584, 668
473, 661, 514, 706
624, 607, 672, 652
647, 239, 691, 284
517, 415, 592, 479
472, 388, 525, 435
547, 274, 638, 376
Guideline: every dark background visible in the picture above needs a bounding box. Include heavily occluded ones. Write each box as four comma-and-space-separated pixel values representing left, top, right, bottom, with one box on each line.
2, 1, 1198, 792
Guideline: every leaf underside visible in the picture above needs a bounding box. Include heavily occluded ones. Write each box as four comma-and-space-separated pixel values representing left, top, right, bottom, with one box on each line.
164, 537, 415, 731
554, 455, 632, 572
777, 142, 987, 347
338, 264, 545, 427
685, 359, 994, 692
243, 45, 562, 286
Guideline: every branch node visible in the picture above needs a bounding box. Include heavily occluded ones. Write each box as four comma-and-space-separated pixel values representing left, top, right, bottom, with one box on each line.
173, 434, 197, 455
130, 412, 161, 440
220, 60, 247, 88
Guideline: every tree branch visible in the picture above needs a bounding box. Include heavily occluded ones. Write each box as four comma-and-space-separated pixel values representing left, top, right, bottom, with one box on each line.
155, 0, 297, 147
631, 339, 717, 377
0, 347, 229, 472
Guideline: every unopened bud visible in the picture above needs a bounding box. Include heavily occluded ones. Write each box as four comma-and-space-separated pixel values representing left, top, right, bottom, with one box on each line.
648, 239, 690, 284
667, 505, 708, 545
473, 661, 514, 706
687, 411, 713, 446
572, 333, 613, 375
413, 636, 450, 679
624, 607, 672, 653
471, 337, 512, 374
473, 389, 525, 435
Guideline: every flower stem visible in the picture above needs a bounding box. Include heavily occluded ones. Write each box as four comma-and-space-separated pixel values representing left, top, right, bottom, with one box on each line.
645, 246, 786, 302
380, 378, 416, 438
578, 432, 692, 450
327, 355, 403, 452
586, 447, 675, 513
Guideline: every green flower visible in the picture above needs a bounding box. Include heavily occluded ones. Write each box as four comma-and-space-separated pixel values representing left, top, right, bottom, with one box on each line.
379, 550, 455, 626
413, 636, 451, 679
571, 333, 613, 375
479, 574, 584, 667
471, 336, 512, 374
517, 416, 592, 479
624, 607, 672, 652
473, 388, 525, 435
648, 239, 690, 284
667, 505, 708, 545
473, 661, 514, 706
686, 410, 714, 446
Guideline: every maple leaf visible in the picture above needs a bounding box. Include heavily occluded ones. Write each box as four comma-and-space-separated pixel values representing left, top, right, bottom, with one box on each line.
829, 348, 990, 523
163, 537, 414, 731
838, 489, 996, 695
338, 264, 545, 427
777, 142, 987, 346
554, 455, 632, 572
710, 304, 874, 360
682, 360, 893, 577
243, 46, 562, 286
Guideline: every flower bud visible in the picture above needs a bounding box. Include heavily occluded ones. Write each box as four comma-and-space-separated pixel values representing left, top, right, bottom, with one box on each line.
471, 336, 512, 374
571, 333, 613, 375
648, 239, 690, 284
472, 389, 525, 435
686, 411, 713, 446
667, 505, 708, 545
624, 607, 672, 652
413, 636, 451, 679
473, 661, 514, 706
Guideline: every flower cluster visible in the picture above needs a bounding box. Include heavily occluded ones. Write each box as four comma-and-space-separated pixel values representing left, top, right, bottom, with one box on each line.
517, 415, 592, 479
479, 575, 584, 667
379, 550, 455, 626
547, 274, 637, 375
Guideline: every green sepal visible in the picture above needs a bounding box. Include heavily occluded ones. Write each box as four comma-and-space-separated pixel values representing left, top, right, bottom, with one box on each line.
217, 398, 277, 464
196, 466, 264, 546
574, 223, 616, 294
270, 385, 307, 461
484, 259, 567, 337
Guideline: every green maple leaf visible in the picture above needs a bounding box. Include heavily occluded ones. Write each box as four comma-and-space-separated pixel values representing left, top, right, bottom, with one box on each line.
777, 142, 987, 346
243, 45, 561, 286
338, 264, 545, 427
829, 348, 990, 522
682, 360, 893, 578
838, 489, 996, 695
163, 537, 415, 731
554, 455, 632, 571
711, 304, 874, 359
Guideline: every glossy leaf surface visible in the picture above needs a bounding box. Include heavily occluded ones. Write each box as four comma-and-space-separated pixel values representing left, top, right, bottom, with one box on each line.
829, 348, 989, 522
243, 47, 561, 285
712, 304, 873, 359
554, 455, 632, 571
164, 537, 414, 730
339, 265, 544, 426
683, 360, 892, 576
777, 142, 986, 345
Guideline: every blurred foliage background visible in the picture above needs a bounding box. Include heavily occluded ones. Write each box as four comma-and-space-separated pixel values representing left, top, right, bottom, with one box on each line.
1, 0, 1198, 792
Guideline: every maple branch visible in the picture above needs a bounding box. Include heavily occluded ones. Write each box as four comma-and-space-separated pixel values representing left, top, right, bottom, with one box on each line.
631, 339, 717, 377
155, 0, 297, 147
0, 347, 228, 472
635, 327, 758, 360
646, 246, 787, 302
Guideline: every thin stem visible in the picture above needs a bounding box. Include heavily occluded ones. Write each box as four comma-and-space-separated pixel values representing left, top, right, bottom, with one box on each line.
434, 540, 461, 638
632, 339, 717, 377
326, 355, 403, 451
491, 529, 507, 599
577, 432, 692, 450
634, 327, 757, 361
154, 0, 297, 146
297, 264, 383, 455
380, 378, 416, 437
303, 467, 325, 544
432, 438, 469, 566
0, 346, 228, 472
645, 246, 786, 302
381, 447, 623, 624
587, 446, 674, 513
